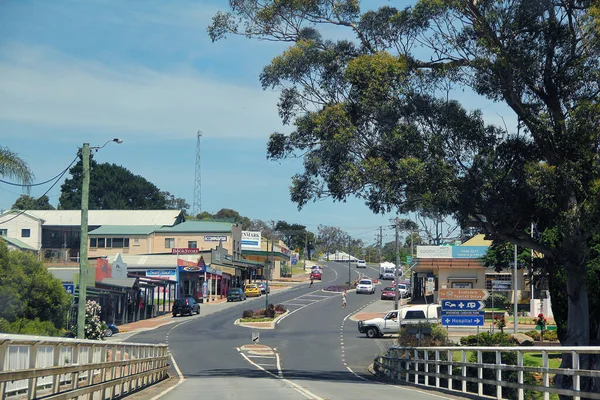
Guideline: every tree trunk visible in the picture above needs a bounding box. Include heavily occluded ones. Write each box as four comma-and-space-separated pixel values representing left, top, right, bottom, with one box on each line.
555, 256, 597, 398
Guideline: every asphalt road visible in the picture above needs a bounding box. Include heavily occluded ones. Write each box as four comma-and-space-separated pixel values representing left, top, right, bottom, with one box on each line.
125, 262, 457, 400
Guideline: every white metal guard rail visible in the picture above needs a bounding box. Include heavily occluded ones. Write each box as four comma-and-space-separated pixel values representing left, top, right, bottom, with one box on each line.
373, 345, 600, 400
0, 334, 169, 400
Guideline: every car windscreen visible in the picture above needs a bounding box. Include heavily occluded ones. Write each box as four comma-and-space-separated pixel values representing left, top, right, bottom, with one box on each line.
383, 287, 394, 291
174, 299, 187, 305
359, 280, 372, 285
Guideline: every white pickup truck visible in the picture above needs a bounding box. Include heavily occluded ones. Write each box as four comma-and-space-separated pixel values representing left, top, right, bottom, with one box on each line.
358, 304, 441, 338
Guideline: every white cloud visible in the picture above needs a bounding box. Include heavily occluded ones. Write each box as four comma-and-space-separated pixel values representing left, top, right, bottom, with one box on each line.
0, 44, 285, 140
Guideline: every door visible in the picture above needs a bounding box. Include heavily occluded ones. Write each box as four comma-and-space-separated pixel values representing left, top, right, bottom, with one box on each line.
382, 311, 400, 333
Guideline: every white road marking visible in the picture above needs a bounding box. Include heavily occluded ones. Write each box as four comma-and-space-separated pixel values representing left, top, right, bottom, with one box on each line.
240, 353, 324, 400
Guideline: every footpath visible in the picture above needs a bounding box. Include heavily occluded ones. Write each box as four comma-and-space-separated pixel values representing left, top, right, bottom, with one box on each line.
108, 272, 312, 341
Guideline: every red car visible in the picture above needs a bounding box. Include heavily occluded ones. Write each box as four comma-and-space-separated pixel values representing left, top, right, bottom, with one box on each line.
310, 270, 322, 280
380, 287, 395, 300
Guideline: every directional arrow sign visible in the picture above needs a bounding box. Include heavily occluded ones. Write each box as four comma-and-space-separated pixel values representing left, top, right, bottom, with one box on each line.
441, 299, 485, 311
441, 312, 485, 326
439, 289, 489, 301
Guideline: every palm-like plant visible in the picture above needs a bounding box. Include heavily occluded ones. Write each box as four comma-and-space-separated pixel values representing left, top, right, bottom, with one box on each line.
0, 146, 34, 185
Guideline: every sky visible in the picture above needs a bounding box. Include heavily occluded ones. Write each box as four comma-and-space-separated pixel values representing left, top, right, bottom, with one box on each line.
0, 0, 517, 246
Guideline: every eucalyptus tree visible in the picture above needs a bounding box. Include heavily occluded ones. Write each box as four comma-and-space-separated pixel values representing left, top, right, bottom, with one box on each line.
210, 3, 600, 392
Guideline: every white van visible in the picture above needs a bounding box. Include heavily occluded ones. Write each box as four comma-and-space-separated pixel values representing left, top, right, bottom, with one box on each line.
358, 304, 441, 338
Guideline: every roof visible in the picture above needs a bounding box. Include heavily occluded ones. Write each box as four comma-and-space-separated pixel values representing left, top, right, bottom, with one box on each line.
48, 268, 78, 282
0, 210, 43, 222
156, 220, 234, 233
110, 253, 206, 268
11, 210, 183, 227
100, 278, 138, 288
0, 236, 37, 251
461, 234, 492, 246
89, 225, 157, 236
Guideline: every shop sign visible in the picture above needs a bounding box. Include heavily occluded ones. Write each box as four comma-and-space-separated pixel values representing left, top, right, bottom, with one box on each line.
146, 269, 176, 279
416, 246, 452, 258
177, 265, 206, 273
241, 231, 262, 250
452, 246, 488, 259
204, 236, 228, 242
171, 248, 200, 254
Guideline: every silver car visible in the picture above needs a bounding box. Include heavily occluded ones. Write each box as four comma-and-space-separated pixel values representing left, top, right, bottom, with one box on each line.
356, 279, 375, 294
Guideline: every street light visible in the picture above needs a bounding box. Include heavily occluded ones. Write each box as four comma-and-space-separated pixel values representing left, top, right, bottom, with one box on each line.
77, 138, 123, 339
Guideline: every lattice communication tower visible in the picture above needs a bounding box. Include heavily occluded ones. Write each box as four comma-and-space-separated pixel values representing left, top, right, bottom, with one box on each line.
192, 130, 202, 217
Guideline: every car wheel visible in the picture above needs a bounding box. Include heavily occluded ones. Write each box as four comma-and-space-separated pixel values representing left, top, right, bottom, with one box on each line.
104, 329, 113, 337
172, 313, 177, 317
366, 327, 378, 338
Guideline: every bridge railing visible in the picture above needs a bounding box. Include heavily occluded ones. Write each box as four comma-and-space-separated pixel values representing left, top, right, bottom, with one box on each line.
374, 345, 600, 400
0, 334, 169, 399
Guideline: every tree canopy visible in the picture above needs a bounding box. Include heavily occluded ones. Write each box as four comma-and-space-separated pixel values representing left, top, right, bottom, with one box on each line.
59, 157, 167, 210
0, 240, 71, 335
0, 146, 34, 186
211, 1, 600, 391
12, 194, 55, 210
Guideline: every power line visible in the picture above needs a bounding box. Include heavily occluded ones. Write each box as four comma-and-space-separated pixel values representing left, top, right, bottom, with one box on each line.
0, 155, 78, 187
0, 154, 78, 225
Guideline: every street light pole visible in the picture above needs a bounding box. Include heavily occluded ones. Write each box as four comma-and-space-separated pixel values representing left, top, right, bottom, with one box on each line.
76, 138, 122, 339
77, 143, 90, 339
394, 218, 400, 310
514, 244, 519, 334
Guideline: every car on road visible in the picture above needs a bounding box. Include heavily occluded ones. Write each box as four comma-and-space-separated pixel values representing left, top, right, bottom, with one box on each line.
358, 304, 442, 338
244, 284, 262, 297
355, 278, 375, 294
310, 269, 322, 280
311, 265, 323, 271
104, 323, 119, 337
172, 297, 200, 317
380, 284, 409, 300
381, 271, 395, 280
227, 288, 247, 302
356, 259, 367, 268
257, 282, 270, 294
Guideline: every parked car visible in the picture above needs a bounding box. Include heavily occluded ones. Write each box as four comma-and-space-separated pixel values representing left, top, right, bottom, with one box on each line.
310, 270, 322, 280
356, 259, 367, 268
104, 323, 119, 337
172, 297, 200, 317
244, 284, 261, 297
257, 282, 270, 294
227, 288, 246, 302
356, 278, 375, 294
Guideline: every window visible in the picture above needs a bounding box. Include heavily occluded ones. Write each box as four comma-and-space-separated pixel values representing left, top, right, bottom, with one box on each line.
106, 238, 112, 248
165, 238, 175, 248
112, 238, 123, 248
0, 229, 7, 237
188, 241, 197, 248
134, 238, 140, 246
89, 237, 129, 248
404, 310, 426, 320
90, 238, 97, 248
21, 229, 30, 238
98, 238, 105, 248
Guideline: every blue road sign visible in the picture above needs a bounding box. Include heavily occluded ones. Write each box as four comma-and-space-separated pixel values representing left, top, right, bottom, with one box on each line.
62, 283, 75, 295
441, 312, 485, 326
441, 299, 485, 311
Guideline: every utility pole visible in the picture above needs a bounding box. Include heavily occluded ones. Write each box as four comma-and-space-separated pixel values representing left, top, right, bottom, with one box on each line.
394, 218, 400, 310
77, 143, 90, 339
304, 230, 308, 271
378, 226, 382, 262
347, 236, 351, 283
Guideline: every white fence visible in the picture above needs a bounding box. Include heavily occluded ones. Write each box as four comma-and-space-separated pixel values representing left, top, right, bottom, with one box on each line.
374, 345, 600, 400
0, 334, 169, 399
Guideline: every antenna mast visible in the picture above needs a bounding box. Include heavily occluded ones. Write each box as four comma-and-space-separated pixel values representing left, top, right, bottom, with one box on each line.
193, 130, 202, 217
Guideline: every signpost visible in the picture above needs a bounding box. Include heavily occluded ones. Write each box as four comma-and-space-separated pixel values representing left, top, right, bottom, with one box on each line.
492, 280, 511, 291
62, 283, 75, 295
438, 289, 489, 301
252, 331, 260, 343
441, 300, 485, 311
439, 289, 489, 328
441, 313, 485, 326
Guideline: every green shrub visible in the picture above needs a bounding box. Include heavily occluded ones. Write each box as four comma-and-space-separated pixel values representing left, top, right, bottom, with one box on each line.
460, 331, 513, 346
10, 318, 61, 337
524, 330, 559, 342
397, 323, 450, 347
0, 317, 13, 333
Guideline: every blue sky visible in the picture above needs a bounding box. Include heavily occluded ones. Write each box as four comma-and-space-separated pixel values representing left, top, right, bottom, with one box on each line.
0, 0, 517, 245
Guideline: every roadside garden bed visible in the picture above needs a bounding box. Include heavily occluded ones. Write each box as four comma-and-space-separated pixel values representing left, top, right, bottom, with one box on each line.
239, 304, 287, 322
